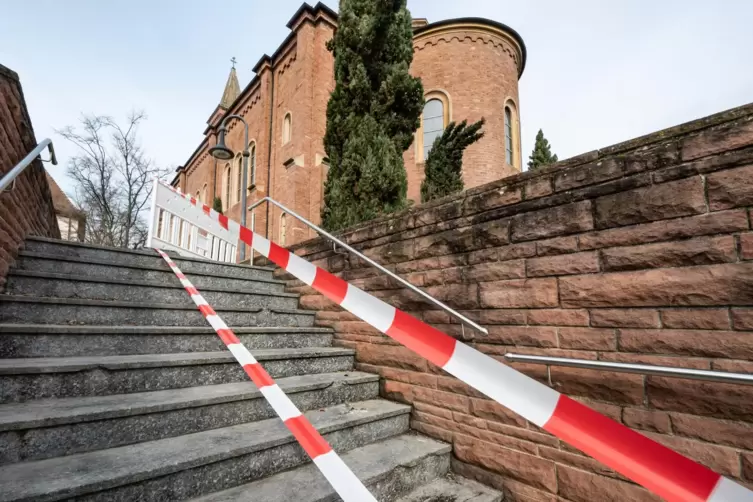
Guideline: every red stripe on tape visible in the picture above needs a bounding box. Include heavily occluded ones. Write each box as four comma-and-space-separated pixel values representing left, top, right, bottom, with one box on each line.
176, 272, 186, 280
284, 415, 331, 459
202, 205, 211, 216
218, 214, 229, 230
544, 395, 720, 502
386, 310, 457, 367
312, 268, 348, 305
239, 226, 253, 246
268, 242, 290, 269
190, 197, 196, 205
185, 286, 199, 296
198, 304, 216, 317
216, 328, 239, 345
244, 363, 275, 388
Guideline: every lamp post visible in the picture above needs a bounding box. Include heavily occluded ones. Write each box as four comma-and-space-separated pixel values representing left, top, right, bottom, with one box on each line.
209, 114, 251, 261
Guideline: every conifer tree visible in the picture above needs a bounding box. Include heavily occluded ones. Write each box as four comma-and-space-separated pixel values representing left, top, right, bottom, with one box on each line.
420, 119, 485, 203
527, 129, 558, 170
321, 0, 424, 231
212, 196, 223, 215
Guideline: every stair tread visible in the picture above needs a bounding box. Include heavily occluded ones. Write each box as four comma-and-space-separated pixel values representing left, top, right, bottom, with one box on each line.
23, 236, 275, 272
0, 294, 314, 314
396, 474, 502, 502
0, 399, 409, 502
0, 347, 354, 374
0, 324, 332, 334
16, 251, 282, 283
190, 433, 451, 502
0, 371, 378, 431
6, 269, 296, 297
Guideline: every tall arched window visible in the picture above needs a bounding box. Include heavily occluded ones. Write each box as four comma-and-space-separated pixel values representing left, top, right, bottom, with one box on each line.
505, 107, 513, 165
504, 100, 520, 169
235, 154, 243, 204
282, 113, 292, 144
280, 213, 287, 246
249, 142, 256, 186
224, 163, 232, 210
195, 190, 201, 203
422, 99, 444, 161
201, 184, 207, 205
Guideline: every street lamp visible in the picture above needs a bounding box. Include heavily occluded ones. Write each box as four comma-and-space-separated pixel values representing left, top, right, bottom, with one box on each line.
209, 114, 251, 261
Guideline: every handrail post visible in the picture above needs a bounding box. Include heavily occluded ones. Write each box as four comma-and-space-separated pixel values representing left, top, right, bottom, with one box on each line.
0, 139, 57, 193
249, 196, 489, 335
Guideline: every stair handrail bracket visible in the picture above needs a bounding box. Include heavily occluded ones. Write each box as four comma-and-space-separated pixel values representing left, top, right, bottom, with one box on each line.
154, 179, 753, 502
1, 138, 57, 193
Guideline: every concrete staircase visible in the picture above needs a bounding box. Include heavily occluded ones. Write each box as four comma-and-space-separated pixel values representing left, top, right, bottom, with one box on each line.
0, 237, 501, 501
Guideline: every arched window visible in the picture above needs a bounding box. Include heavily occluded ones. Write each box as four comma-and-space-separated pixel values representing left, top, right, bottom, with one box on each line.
235, 154, 243, 204
249, 142, 256, 186
224, 163, 232, 210
201, 184, 207, 205
280, 213, 287, 246
422, 99, 444, 161
282, 113, 292, 144
504, 100, 520, 169
195, 190, 201, 203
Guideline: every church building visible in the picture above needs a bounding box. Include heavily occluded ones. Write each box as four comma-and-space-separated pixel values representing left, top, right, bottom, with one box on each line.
171, 2, 526, 248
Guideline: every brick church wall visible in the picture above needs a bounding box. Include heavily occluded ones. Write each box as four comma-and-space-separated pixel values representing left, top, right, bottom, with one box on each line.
277, 102, 753, 501
0, 65, 60, 289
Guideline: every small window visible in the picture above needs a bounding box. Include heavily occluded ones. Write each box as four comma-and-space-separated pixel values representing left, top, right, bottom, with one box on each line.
236, 154, 243, 204
224, 163, 232, 210
280, 213, 287, 246
505, 107, 513, 165
283, 113, 292, 144
201, 184, 207, 204
195, 190, 201, 203
249, 143, 256, 186
422, 99, 444, 161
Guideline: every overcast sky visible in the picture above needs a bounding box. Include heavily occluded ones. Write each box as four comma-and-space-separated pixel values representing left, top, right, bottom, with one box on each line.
2, 0, 752, 197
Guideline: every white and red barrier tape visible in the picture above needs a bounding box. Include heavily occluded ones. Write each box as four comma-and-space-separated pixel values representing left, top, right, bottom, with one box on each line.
154, 249, 377, 502
158, 180, 753, 502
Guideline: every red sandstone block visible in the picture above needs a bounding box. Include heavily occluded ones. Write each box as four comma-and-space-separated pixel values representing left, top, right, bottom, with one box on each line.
598, 352, 711, 369
413, 386, 470, 413
590, 308, 660, 328
647, 376, 753, 422
526, 309, 589, 326
526, 251, 599, 277
660, 308, 731, 329
556, 464, 662, 502
558, 327, 617, 351
464, 259, 525, 281
535, 236, 578, 256
600, 235, 737, 271
671, 412, 753, 450
644, 431, 740, 477
707, 164, 753, 210
539, 445, 622, 480
485, 326, 558, 348
619, 328, 753, 359
523, 175, 553, 199
554, 158, 624, 192
381, 380, 415, 404
550, 366, 645, 405
732, 308, 753, 330
559, 262, 753, 308
411, 419, 453, 443
622, 407, 671, 434
469, 397, 527, 427
479, 278, 559, 308
593, 177, 707, 229
497, 242, 537, 261
510, 201, 593, 242
464, 185, 522, 213
681, 120, 753, 161
355, 343, 429, 372
743, 454, 753, 482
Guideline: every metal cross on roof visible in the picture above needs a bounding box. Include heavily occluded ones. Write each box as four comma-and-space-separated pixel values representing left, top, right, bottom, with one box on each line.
230, 57, 237, 69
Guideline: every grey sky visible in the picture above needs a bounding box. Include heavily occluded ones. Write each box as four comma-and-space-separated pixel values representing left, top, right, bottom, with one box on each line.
2, 0, 752, 197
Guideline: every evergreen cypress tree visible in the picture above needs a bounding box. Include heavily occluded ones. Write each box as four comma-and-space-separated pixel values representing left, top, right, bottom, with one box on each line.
321, 0, 424, 231
212, 196, 223, 215
420, 119, 485, 203
527, 129, 559, 170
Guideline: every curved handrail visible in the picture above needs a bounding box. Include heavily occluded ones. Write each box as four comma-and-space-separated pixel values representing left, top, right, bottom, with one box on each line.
0, 138, 57, 192
504, 353, 753, 386
248, 196, 489, 335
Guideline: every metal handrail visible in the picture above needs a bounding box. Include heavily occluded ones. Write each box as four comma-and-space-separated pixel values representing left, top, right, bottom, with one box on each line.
504, 353, 753, 386
0, 138, 57, 192
249, 196, 489, 335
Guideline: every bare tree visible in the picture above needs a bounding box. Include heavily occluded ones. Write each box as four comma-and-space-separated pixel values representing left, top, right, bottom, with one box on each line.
57, 112, 169, 248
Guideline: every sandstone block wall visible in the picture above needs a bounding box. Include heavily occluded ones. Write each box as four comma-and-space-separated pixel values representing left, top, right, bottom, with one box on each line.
0, 65, 59, 288
278, 102, 753, 501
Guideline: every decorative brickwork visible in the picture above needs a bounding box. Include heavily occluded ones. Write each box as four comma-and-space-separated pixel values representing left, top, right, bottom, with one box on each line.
0, 65, 60, 289
278, 102, 753, 501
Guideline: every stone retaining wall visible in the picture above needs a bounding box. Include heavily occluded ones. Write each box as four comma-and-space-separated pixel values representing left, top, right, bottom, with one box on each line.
0, 65, 60, 288
278, 102, 753, 501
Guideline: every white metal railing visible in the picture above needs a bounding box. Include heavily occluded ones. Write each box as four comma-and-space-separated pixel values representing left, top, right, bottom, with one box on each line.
147, 179, 238, 262
1, 138, 57, 192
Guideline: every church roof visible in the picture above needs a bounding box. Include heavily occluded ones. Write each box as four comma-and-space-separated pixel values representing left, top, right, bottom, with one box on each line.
219, 67, 241, 109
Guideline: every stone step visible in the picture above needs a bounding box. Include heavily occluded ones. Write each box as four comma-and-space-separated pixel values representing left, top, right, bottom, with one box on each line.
191, 433, 452, 502
0, 348, 355, 402
0, 371, 379, 464
0, 325, 334, 357
23, 236, 276, 280
0, 399, 410, 502
396, 474, 503, 502
0, 296, 315, 327
5, 270, 300, 309
15, 252, 285, 293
